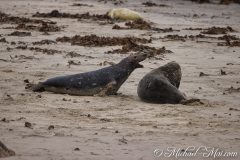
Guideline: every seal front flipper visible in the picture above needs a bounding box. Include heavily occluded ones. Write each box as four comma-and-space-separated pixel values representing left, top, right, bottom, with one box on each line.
154, 79, 186, 104
94, 80, 117, 97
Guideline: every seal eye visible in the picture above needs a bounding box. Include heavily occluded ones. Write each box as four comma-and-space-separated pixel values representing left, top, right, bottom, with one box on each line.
133, 56, 137, 59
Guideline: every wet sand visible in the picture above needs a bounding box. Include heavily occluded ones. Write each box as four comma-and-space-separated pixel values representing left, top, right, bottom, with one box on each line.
0, 0, 240, 159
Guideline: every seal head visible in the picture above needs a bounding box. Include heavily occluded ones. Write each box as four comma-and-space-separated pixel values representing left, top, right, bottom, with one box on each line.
149, 62, 182, 88
118, 53, 147, 70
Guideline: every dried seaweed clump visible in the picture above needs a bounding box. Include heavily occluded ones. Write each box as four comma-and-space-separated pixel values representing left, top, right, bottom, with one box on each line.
189, 0, 210, 3
201, 26, 235, 35
217, 35, 240, 47
71, 3, 94, 7
217, 40, 240, 47
220, 0, 240, 4
16, 46, 62, 55
56, 34, 150, 46
0, 11, 56, 25
15, 22, 60, 32
33, 10, 111, 21
106, 41, 172, 58
113, 19, 176, 32
125, 19, 152, 30
0, 12, 60, 32
142, 1, 169, 7
32, 39, 56, 45
8, 31, 31, 36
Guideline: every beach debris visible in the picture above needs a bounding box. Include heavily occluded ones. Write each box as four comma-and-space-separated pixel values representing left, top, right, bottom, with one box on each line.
225, 86, 240, 93
33, 10, 111, 22
142, 1, 169, 7
113, 19, 176, 32
106, 41, 172, 58
32, 39, 56, 45
0, 38, 8, 43
199, 72, 210, 77
15, 23, 60, 32
67, 60, 81, 67
48, 125, 55, 130
118, 136, 128, 144
71, 3, 93, 7
201, 26, 235, 35
56, 34, 150, 47
220, 69, 227, 75
8, 31, 31, 37
0, 11, 56, 25
24, 122, 32, 129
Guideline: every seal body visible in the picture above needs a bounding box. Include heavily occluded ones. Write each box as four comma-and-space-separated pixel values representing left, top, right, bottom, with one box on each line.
33, 54, 147, 96
107, 8, 142, 21
137, 62, 186, 104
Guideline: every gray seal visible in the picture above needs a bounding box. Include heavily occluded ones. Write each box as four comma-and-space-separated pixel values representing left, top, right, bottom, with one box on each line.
137, 61, 186, 104
31, 53, 147, 96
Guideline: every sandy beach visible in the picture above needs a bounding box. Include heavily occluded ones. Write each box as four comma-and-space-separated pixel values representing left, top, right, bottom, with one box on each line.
0, 0, 240, 159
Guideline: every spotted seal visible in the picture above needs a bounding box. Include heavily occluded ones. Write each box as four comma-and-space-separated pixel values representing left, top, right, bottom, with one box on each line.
137, 61, 186, 104
31, 53, 147, 96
